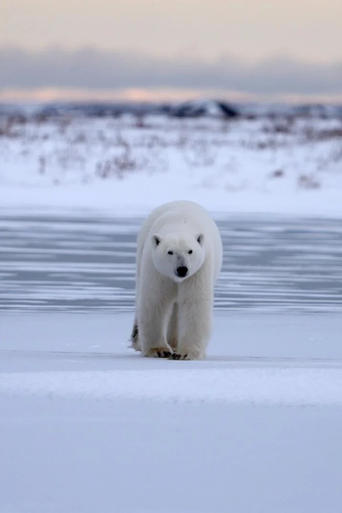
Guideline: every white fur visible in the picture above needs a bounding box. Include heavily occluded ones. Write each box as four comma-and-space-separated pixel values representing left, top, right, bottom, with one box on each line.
131, 201, 222, 360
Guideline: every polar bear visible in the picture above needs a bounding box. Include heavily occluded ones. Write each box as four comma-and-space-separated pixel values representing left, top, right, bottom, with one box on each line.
130, 201, 222, 360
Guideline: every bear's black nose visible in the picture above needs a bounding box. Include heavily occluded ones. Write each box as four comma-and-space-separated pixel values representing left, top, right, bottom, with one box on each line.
176, 266, 188, 278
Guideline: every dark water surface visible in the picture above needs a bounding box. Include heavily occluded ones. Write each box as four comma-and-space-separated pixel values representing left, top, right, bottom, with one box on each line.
1, 211, 341, 313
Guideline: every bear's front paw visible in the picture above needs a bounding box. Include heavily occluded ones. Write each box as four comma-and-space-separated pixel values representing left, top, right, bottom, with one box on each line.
144, 348, 173, 358
170, 350, 204, 361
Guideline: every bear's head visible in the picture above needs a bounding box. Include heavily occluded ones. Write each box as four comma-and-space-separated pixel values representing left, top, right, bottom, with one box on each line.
151, 232, 205, 282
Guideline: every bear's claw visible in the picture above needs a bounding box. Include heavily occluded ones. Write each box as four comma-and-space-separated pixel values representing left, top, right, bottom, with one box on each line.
157, 350, 172, 358
144, 348, 173, 358
170, 353, 188, 360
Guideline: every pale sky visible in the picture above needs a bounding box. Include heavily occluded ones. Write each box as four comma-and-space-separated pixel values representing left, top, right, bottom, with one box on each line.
1, 0, 342, 62
1, 0, 342, 100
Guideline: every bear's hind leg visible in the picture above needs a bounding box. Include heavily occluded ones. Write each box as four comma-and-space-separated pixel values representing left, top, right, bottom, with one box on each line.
130, 318, 141, 352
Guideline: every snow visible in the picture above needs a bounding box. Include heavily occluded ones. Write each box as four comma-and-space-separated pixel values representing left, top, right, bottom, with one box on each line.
3, 367, 342, 406
1, 114, 342, 217
1, 109, 342, 512
2, 312, 342, 407
1, 312, 342, 512
2, 394, 341, 513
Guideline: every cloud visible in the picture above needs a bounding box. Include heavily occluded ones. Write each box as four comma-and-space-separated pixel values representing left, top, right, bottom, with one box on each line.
1, 47, 342, 96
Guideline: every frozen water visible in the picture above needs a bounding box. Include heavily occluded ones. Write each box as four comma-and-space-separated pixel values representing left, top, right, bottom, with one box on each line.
1, 210, 342, 313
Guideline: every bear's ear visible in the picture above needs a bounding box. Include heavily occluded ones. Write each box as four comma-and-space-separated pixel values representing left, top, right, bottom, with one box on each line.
197, 234, 204, 246
152, 234, 161, 247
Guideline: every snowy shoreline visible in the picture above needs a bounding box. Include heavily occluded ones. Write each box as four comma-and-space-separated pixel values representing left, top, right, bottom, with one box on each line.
1, 113, 342, 217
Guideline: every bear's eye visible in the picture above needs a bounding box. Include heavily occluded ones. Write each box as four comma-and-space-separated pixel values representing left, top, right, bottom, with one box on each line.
188, 250, 193, 254
168, 250, 173, 255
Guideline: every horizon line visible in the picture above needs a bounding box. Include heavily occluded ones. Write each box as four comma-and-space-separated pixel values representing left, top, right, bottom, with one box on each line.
1, 87, 342, 105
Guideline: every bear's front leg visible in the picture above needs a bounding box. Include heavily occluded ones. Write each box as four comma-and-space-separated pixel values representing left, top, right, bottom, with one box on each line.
174, 295, 212, 360
139, 275, 176, 358
173, 267, 214, 360
140, 301, 174, 358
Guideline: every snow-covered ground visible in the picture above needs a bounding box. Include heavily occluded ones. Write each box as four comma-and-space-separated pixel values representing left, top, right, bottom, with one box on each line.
1, 311, 342, 513
0, 112, 342, 216
2, 312, 342, 403
1, 108, 342, 512
3, 315, 340, 511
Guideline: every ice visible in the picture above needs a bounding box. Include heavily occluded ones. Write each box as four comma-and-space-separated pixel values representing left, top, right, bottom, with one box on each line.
1, 311, 342, 512
1, 212, 342, 313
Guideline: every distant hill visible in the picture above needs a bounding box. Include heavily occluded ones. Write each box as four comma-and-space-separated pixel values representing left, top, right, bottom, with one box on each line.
0, 99, 341, 120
